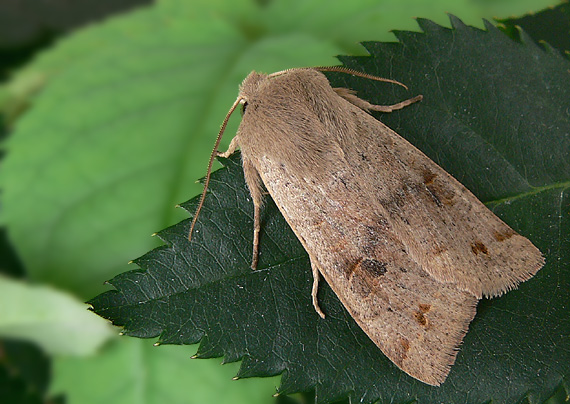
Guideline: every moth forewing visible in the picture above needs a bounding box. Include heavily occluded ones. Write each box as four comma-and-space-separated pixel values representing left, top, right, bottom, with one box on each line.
197, 67, 544, 386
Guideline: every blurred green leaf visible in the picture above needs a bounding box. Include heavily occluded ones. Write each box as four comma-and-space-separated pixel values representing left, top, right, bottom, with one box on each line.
0, 275, 114, 356
51, 338, 278, 404
91, 16, 569, 404
0, 70, 47, 130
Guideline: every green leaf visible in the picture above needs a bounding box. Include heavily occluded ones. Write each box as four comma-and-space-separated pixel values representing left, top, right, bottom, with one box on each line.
50, 338, 279, 404
0, 274, 114, 356
91, 16, 570, 404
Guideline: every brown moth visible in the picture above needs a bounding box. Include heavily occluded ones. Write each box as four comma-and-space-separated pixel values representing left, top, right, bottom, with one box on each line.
189, 67, 544, 386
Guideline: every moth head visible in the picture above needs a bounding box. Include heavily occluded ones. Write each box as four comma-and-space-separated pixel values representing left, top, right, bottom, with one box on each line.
238, 71, 268, 106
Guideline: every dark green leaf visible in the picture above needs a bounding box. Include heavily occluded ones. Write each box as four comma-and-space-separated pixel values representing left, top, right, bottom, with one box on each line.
0, 0, 151, 49
0, 339, 64, 404
498, 1, 570, 55
0, 228, 25, 278
91, 16, 570, 404
544, 382, 570, 404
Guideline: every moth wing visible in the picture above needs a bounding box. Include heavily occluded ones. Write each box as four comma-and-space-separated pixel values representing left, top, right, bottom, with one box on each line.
337, 108, 543, 298
257, 155, 477, 385
253, 107, 541, 384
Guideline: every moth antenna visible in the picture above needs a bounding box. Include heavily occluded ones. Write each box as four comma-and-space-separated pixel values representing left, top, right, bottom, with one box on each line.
313, 66, 409, 90
188, 97, 244, 242
268, 66, 409, 90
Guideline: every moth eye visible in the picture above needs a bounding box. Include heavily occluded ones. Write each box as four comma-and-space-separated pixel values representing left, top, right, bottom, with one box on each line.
241, 101, 248, 116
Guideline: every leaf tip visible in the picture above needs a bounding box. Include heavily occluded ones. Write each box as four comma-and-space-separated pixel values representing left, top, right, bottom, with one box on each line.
447, 14, 467, 30
482, 18, 500, 34
415, 17, 445, 35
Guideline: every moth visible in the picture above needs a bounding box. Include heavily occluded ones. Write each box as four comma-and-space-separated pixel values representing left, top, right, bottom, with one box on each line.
189, 67, 544, 386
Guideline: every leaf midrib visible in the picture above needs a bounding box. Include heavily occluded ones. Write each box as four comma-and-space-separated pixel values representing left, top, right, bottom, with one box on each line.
486, 180, 570, 207
104, 255, 308, 311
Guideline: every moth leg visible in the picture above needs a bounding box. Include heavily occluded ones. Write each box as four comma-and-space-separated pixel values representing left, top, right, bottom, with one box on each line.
251, 200, 261, 270
334, 87, 422, 113
243, 158, 264, 269
310, 260, 326, 319
216, 135, 240, 158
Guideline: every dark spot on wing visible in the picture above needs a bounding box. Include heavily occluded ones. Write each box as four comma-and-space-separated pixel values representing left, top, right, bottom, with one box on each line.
471, 241, 489, 255
398, 338, 411, 362
494, 228, 516, 242
400, 338, 410, 351
393, 337, 411, 366
423, 174, 456, 207
423, 170, 437, 186
414, 312, 428, 326
414, 303, 431, 327
361, 259, 387, 277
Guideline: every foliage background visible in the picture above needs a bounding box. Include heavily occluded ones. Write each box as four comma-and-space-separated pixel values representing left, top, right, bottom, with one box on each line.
0, 0, 564, 403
